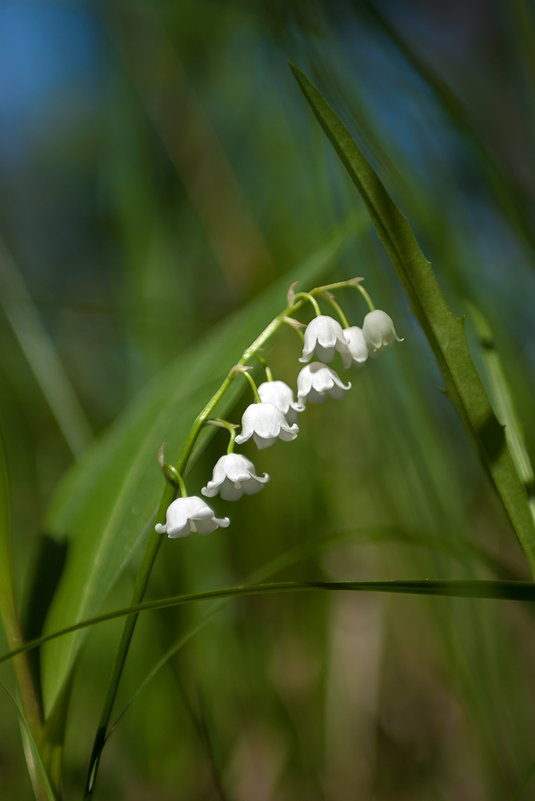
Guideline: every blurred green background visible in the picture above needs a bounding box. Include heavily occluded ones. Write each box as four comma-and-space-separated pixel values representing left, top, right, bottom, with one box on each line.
2, 0, 535, 799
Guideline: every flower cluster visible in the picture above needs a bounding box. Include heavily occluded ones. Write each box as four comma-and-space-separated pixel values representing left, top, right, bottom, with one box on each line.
155, 283, 402, 539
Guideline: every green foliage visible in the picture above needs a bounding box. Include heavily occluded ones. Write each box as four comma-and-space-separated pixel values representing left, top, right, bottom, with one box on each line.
40, 220, 356, 718
1, 2, 535, 799
291, 63, 535, 573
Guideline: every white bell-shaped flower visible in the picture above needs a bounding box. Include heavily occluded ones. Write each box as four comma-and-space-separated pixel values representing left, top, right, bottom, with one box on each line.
155, 496, 230, 538
202, 453, 270, 501
343, 326, 368, 366
362, 310, 403, 356
297, 362, 351, 405
299, 315, 352, 369
258, 380, 304, 424
235, 402, 299, 449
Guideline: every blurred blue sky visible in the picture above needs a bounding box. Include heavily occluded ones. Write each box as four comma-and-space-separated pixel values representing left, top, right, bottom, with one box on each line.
0, 1, 103, 160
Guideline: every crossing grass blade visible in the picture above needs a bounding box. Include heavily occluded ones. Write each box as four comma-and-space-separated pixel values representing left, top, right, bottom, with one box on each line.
468, 303, 535, 528
4, 577, 535, 667
289, 63, 535, 575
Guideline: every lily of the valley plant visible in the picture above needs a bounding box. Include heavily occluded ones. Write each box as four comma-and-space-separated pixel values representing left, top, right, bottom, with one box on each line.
75, 276, 403, 798
156, 279, 403, 537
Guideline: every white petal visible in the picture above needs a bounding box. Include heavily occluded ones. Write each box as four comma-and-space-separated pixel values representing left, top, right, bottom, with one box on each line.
305, 388, 329, 405
156, 496, 229, 538
236, 402, 298, 449
362, 310, 403, 353
277, 424, 299, 442
252, 432, 277, 449
344, 326, 368, 365
300, 315, 348, 364
315, 342, 336, 363
202, 453, 270, 500
217, 480, 245, 501
258, 380, 301, 418
297, 362, 351, 403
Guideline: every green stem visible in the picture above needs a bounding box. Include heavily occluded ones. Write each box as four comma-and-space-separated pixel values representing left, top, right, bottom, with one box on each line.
239, 369, 261, 403
310, 277, 376, 312
84, 293, 310, 796
320, 292, 350, 328
253, 352, 273, 382
176, 473, 187, 498
204, 419, 238, 454
83, 482, 174, 798
226, 429, 237, 454
0, 435, 50, 799
292, 291, 321, 316
356, 283, 375, 312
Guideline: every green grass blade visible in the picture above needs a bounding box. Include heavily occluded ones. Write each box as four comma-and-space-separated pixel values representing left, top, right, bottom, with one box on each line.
0, 681, 57, 801
468, 304, 535, 528
0, 432, 43, 742
106, 521, 505, 742
4, 577, 535, 667
40, 216, 360, 718
289, 63, 535, 574
0, 236, 92, 457
0, 427, 15, 636
361, 2, 535, 260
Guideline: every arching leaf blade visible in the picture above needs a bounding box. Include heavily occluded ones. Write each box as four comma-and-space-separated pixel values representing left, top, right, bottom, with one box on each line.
40, 215, 361, 716
289, 63, 535, 573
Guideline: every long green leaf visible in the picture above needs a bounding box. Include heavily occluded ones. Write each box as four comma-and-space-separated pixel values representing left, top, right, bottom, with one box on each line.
468, 303, 535, 528
361, 1, 535, 262
40, 217, 359, 716
0, 681, 58, 801
0, 428, 15, 636
0, 236, 92, 457
290, 63, 535, 574
107, 521, 507, 738
4, 578, 535, 667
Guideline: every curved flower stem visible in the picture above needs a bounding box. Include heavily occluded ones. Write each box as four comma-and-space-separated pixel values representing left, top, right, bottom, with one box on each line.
158, 446, 188, 497
253, 352, 273, 382
226, 429, 237, 454
313, 277, 363, 292
310, 276, 375, 312
320, 292, 350, 328
83, 484, 174, 798
205, 419, 238, 454
292, 291, 321, 317
84, 292, 311, 797
169, 467, 187, 498
239, 368, 261, 403
355, 283, 375, 312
